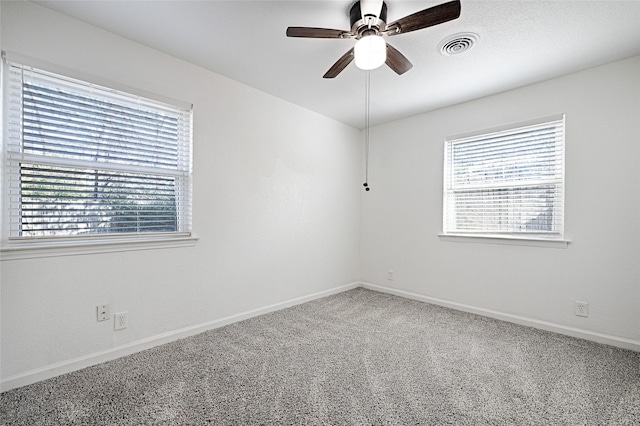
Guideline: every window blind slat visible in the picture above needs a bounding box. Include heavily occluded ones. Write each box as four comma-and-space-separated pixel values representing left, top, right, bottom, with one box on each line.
24, 84, 181, 133
22, 105, 181, 149
23, 120, 179, 155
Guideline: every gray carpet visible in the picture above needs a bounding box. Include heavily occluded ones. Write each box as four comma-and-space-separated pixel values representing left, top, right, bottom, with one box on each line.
1, 288, 638, 425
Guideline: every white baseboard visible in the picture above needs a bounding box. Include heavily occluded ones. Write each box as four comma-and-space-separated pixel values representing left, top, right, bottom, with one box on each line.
1, 282, 360, 392
360, 282, 640, 352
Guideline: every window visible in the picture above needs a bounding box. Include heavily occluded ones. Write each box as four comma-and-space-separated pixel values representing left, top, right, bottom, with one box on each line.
3, 62, 192, 241
443, 115, 564, 240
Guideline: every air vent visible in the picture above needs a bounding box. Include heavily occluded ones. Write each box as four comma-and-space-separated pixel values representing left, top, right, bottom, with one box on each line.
439, 33, 478, 56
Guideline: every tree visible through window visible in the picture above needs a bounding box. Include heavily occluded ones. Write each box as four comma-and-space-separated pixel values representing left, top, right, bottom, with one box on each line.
4, 63, 192, 239
443, 116, 564, 238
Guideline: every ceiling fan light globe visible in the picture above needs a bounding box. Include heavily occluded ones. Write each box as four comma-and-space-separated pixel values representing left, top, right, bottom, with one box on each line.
354, 35, 386, 70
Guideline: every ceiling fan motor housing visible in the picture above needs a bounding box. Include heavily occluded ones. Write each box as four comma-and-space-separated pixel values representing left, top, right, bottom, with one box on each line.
350, 1, 388, 36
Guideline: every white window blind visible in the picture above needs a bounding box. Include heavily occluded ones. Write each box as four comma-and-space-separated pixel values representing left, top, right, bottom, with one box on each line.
443, 116, 565, 238
4, 63, 193, 239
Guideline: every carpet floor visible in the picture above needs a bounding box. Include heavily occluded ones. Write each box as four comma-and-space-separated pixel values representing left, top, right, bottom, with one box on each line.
1, 288, 638, 425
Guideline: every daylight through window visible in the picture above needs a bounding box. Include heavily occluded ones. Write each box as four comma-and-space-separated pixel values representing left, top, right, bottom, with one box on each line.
4, 63, 193, 239
443, 115, 565, 238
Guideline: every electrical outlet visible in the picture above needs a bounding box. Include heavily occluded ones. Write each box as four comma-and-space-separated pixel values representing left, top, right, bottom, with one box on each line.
97, 304, 111, 322
575, 301, 588, 317
387, 269, 394, 281
114, 312, 128, 330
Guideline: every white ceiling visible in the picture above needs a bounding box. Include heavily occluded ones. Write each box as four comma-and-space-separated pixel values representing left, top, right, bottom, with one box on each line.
34, 0, 640, 129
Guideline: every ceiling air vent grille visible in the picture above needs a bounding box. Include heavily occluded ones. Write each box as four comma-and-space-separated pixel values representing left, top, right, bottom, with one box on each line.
439, 33, 478, 56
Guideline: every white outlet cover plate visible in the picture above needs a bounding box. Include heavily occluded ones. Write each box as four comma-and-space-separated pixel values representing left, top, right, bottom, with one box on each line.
575, 302, 589, 317
114, 312, 128, 330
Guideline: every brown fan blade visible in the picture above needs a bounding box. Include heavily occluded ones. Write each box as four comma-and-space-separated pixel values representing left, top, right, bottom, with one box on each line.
385, 44, 413, 75
323, 48, 355, 79
386, 0, 461, 36
286, 27, 351, 39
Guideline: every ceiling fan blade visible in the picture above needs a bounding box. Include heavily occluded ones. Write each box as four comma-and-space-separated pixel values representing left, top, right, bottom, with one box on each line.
286, 27, 351, 39
386, 0, 461, 36
385, 43, 413, 75
323, 48, 355, 79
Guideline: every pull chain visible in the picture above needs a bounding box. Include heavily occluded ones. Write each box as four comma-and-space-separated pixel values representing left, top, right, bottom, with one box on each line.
363, 70, 371, 192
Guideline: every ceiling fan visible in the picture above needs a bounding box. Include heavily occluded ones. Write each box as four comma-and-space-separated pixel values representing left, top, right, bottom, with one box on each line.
286, 0, 461, 78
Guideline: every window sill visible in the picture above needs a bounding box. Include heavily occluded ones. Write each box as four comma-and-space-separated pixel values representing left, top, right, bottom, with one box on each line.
0, 234, 199, 261
438, 234, 570, 249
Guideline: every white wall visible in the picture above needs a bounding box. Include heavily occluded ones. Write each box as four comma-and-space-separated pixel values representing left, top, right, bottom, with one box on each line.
361, 55, 640, 346
0, 1, 361, 387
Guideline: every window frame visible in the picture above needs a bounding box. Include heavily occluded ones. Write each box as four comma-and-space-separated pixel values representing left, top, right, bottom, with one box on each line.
440, 115, 569, 248
0, 53, 197, 260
